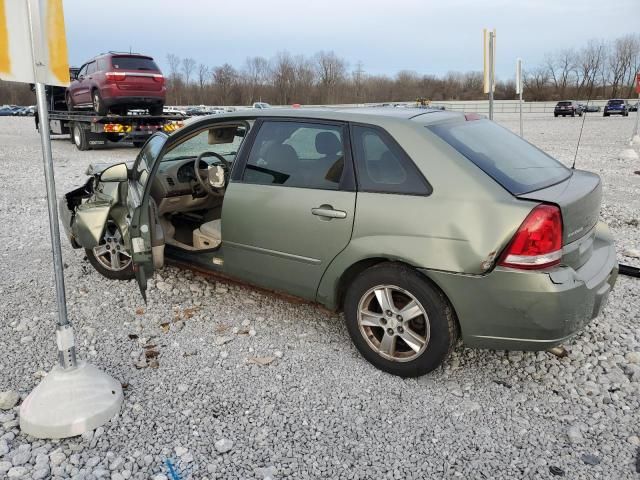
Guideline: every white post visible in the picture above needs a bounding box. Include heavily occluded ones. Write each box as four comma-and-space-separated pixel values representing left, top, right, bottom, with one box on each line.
516, 58, 523, 137
488, 32, 495, 120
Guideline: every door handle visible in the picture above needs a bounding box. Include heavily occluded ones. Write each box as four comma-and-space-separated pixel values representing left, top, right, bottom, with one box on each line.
311, 205, 347, 219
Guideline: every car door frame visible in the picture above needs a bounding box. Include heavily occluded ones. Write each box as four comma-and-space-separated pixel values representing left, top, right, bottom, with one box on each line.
131, 116, 257, 297
224, 116, 358, 299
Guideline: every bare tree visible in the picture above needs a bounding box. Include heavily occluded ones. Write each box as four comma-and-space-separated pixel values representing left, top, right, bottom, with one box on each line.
182, 58, 196, 85
166, 54, 183, 104
270, 51, 296, 105
315, 51, 347, 104
212, 63, 238, 105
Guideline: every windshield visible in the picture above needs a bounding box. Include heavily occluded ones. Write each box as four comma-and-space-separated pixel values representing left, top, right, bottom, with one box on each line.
428, 119, 571, 195
162, 126, 247, 163
557, 101, 572, 106
131, 134, 166, 202
607, 100, 624, 105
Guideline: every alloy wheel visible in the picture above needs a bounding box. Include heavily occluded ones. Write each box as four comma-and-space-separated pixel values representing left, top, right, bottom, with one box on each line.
92, 223, 131, 272
357, 284, 430, 362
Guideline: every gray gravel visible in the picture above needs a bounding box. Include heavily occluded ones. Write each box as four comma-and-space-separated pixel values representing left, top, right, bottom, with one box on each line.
0, 113, 639, 479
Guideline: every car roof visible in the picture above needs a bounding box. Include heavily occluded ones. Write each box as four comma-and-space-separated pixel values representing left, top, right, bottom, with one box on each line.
194, 106, 465, 127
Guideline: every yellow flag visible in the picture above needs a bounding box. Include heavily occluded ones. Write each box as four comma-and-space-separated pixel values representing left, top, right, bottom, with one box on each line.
47, 0, 69, 84
0, 0, 10, 74
0, 0, 69, 86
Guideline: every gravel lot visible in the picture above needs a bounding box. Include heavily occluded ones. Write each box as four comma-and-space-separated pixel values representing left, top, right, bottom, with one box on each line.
0, 112, 639, 480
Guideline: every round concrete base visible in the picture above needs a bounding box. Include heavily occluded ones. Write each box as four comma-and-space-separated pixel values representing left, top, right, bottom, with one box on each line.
19, 361, 123, 439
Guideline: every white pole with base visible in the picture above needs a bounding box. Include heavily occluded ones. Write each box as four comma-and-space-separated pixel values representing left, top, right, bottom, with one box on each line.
15, 0, 123, 439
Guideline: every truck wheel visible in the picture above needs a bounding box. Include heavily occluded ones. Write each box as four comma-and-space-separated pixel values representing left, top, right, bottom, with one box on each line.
343, 263, 458, 377
85, 220, 134, 281
72, 123, 89, 151
92, 90, 108, 115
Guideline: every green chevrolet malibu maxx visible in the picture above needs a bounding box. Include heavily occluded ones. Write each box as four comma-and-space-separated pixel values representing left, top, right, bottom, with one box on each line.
60, 107, 618, 377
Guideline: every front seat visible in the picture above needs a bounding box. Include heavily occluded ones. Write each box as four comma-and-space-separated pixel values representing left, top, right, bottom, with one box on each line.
193, 219, 221, 249
313, 132, 344, 184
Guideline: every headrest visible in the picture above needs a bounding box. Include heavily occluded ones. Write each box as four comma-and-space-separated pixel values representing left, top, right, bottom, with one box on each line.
315, 132, 342, 156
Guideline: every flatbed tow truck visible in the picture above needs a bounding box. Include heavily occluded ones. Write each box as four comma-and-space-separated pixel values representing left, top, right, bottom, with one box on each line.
34, 76, 186, 151
45, 110, 185, 150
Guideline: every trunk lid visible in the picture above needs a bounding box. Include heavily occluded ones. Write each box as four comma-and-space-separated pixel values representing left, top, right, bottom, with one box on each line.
517, 169, 602, 269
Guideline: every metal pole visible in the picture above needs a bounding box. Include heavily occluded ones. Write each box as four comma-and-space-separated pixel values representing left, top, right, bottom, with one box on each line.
34, 83, 76, 368
488, 32, 494, 120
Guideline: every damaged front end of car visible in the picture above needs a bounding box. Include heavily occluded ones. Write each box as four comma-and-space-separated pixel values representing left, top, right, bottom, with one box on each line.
59, 163, 131, 250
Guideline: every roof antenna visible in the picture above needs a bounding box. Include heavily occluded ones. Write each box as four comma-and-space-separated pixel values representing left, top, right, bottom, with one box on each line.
572, 77, 596, 169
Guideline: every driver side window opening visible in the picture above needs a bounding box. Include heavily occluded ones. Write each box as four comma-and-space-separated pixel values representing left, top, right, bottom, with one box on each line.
152, 122, 251, 253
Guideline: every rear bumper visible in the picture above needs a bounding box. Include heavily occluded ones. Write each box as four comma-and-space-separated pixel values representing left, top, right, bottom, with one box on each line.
424, 221, 618, 350
604, 109, 625, 114
103, 96, 164, 108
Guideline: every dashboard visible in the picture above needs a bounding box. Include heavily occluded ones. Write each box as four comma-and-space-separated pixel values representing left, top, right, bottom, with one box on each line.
149, 155, 233, 216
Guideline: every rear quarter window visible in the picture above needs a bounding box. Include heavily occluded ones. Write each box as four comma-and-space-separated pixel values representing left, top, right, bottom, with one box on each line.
428, 119, 571, 195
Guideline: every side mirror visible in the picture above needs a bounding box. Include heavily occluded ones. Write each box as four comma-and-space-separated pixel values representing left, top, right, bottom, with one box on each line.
208, 165, 226, 189
99, 163, 128, 183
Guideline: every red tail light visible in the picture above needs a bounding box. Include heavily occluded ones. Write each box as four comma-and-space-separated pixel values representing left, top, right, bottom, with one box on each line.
105, 72, 126, 82
498, 204, 563, 270
152, 74, 164, 84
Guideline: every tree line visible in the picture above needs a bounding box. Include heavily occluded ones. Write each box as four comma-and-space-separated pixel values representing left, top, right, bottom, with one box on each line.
1, 33, 638, 107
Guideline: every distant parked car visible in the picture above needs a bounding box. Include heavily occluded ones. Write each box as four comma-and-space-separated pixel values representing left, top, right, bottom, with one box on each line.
554, 101, 583, 117
163, 106, 187, 116
66, 52, 166, 115
581, 104, 600, 113
252, 102, 271, 109
603, 99, 629, 117
0, 106, 15, 116
628, 101, 638, 112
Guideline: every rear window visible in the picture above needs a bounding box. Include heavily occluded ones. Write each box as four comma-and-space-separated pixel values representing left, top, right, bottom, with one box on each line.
111, 56, 159, 71
557, 101, 572, 106
428, 120, 571, 195
607, 100, 624, 105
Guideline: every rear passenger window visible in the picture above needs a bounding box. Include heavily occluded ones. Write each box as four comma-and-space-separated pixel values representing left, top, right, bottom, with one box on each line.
86, 62, 96, 75
242, 121, 346, 190
351, 125, 431, 195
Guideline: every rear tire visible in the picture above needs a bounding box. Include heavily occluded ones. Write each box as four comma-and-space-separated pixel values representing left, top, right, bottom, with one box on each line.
71, 123, 89, 151
554, 113, 558, 117
92, 90, 108, 115
344, 263, 458, 377
85, 220, 134, 280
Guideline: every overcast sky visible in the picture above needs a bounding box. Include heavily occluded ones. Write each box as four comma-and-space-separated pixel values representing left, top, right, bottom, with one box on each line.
63, 0, 639, 80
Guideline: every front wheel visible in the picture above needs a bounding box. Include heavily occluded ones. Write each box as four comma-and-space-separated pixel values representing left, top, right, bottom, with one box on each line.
344, 263, 458, 377
85, 221, 135, 280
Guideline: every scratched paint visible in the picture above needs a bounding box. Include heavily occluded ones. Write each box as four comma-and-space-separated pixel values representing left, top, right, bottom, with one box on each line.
0, 0, 10, 74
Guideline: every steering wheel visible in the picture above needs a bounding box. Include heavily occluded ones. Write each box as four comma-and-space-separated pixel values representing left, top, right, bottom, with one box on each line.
193, 151, 229, 195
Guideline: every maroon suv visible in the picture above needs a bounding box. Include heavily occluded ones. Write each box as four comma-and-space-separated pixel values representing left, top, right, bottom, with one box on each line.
66, 53, 165, 115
